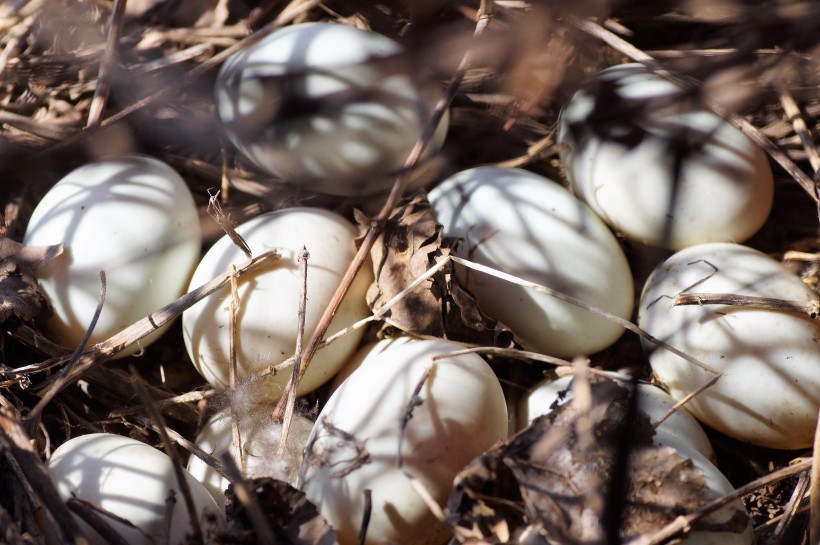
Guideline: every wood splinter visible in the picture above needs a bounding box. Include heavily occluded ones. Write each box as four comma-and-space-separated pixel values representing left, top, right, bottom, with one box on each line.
673, 292, 820, 319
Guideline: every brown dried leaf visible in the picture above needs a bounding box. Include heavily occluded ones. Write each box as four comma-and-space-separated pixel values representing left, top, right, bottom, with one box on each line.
365, 193, 446, 336
0, 236, 63, 324
447, 379, 749, 544
224, 478, 338, 545
363, 193, 512, 345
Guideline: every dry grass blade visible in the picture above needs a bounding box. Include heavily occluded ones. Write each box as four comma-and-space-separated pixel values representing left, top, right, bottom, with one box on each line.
228, 263, 243, 472
130, 366, 204, 545
29, 250, 280, 417
277, 246, 310, 456
27, 271, 106, 424
448, 255, 720, 375
780, 88, 820, 173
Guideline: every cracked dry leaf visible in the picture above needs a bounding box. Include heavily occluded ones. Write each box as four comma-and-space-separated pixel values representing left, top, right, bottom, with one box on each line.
364, 192, 446, 336
361, 193, 512, 345
447, 379, 749, 545
0, 236, 63, 324
224, 478, 338, 545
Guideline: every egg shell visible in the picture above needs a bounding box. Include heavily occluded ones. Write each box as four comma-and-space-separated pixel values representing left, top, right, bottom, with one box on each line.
215, 22, 448, 196
47, 433, 222, 545
557, 63, 773, 250
328, 334, 419, 395
638, 242, 820, 449
187, 407, 314, 505
300, 339, 508, 545
23, 154, 201, 356
517, 374, 716, 463
428, 167, 634, 357
182, 207, 372, 400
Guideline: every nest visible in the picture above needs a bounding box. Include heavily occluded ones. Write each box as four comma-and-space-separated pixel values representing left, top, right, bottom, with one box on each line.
0, 0, 819, 544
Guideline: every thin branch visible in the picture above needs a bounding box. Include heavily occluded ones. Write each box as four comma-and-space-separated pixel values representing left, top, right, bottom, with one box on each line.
28, 250, 280, 414
130, 367, 203, 545
396, 368, 429, 469
28, 271, 107, 423
779, 87, 820, 173
208, 190, 251, 259
86, 0, 127, 128
277, 246, 309, 457
449, 255, 720, 375
228, 264, 243, 477
355, 490, 372, 545
673, 292, 820, 319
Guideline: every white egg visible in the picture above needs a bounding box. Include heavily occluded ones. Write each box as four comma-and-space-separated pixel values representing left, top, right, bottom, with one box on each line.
215, 22, 448, 196
47, 433, 222, 545
328, 334, 419, 395
300, 339, 508, 545
638, 242, 820, 449
187, 406, 314, 505
23, 154, 201, 356
182, 207, 372, 400
557, 63, 773, 250
517, 374, 716, 463
428, 167, 634, 357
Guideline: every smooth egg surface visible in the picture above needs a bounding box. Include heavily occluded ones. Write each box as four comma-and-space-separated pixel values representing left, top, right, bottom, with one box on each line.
639, 242, 820, 449
428, 166, 634, 358
47, 433, 221, 545
182, 207, 371, 400
557, 63, 773, 250
300, 339, 508, 545
215, 22, 447, 196
23, 154, 201, 356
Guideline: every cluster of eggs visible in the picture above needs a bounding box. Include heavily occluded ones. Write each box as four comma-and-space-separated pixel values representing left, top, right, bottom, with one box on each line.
22, 20, 820, 545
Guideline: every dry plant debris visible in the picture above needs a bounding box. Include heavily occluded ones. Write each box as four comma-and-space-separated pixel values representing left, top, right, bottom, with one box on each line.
0, 0, 818, 544
447, 379, 749, 544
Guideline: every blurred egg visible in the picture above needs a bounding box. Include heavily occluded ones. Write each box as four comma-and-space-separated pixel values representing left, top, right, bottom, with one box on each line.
639, 242, 820, 449
300, 339, 507, 545
187, 406, 314, 505
23, 155, 201, 356
47, 433, 221, 545
428, 167, 634, 357
557, 63, 773, 250
215, 22, 448, 196
182, 207, 372, 400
